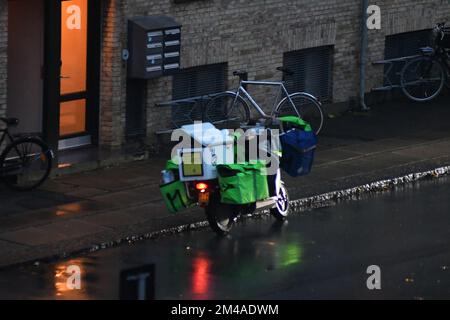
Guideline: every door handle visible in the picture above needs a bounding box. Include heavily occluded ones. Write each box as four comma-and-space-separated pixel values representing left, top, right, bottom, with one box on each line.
60, 75, 71, 79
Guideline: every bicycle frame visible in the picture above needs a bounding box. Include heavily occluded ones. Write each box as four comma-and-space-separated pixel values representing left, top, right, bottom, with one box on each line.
229, 80, 299, 119
0, 127, 14, 151
417, 47, 450, 86
0, 128, 19, 176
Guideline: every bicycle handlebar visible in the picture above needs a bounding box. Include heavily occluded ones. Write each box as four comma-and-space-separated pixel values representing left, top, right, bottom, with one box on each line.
435, 22, 448, 33
0, 117, 19, 127
233, 70, 247, 77
276, 67, 294, 76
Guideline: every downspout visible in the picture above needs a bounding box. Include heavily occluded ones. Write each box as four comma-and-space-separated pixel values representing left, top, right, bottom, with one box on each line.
359, 0, 370, 111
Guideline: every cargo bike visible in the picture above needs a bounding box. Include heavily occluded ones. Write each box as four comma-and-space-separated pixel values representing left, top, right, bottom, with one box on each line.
159, 68, 319, 235
159, 117, 317, 236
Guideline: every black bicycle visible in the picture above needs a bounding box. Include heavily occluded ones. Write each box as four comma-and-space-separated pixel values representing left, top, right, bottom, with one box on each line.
401, 22, 450, 102
0, 117, 53, 191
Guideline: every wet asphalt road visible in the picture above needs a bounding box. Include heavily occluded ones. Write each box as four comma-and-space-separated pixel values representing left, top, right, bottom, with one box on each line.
0, 177, 450, 300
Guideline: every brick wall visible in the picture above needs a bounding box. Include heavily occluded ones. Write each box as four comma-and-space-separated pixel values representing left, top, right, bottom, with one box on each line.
0, 0, 7, 119
100, 0, 128, 147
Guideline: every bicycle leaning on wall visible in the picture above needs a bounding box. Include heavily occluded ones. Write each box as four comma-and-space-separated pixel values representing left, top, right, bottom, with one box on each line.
401, 22, 450, 102
204, 68, 325, 135
0, 117, 53, 191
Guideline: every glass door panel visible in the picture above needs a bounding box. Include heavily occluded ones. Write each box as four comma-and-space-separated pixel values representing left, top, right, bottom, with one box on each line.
60, 0, 88, 137
59, 99, 86, 136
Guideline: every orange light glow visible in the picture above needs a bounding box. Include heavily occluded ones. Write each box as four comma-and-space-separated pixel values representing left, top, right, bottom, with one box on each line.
60, 0, 87, 95
58, 163, 72, 169
59, 99, 86, 136
195, 183, 208, 191
55, 210, 67, 217
54, 259, 88, 299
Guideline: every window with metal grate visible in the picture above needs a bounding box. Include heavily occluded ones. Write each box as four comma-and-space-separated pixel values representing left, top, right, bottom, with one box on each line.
283, 46, 333, 103
172, 63, 227, 125
384, 29, 432, 86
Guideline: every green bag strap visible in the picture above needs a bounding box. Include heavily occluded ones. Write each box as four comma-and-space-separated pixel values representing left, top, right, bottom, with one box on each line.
165, 158, 179, 171
217, 163, 247, 173
278, 116, 313, 132
241, 161, 267, 172
218, 160, 266, 174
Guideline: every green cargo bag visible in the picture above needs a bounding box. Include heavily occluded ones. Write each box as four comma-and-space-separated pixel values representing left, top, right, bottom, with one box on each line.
244, 162, 269, 202
160, 180, 193, 214
160, 157, 193, 213
217, 162, 269, 205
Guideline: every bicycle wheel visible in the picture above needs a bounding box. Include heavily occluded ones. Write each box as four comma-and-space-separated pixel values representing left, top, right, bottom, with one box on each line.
205, 92, 250, 129
401, 57, 445, 102
275, 92, 324, 135
0, 137, 52, 191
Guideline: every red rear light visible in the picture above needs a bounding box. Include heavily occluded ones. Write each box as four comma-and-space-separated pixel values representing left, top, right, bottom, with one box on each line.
195, 182, 208, 191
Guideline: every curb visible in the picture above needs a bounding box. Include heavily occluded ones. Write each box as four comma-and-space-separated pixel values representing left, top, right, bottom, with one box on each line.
289, 165, 450, 211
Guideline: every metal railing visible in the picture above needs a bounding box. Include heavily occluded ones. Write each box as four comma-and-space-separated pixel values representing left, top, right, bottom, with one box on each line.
371, 54, 421, 92
154, 93, 225, 134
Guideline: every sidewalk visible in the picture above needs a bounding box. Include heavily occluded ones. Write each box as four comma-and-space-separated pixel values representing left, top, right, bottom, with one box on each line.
1, 96, 450, 267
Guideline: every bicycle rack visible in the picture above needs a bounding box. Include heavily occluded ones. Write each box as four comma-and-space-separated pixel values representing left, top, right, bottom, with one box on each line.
154, 92, 224, 135
371, 54, 421, 92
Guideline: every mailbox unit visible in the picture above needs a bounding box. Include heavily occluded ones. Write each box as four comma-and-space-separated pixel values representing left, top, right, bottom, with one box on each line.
128, 16, 181, 79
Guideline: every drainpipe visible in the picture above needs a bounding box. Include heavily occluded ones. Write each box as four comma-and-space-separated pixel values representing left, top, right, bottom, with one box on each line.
359, 0, 370, 111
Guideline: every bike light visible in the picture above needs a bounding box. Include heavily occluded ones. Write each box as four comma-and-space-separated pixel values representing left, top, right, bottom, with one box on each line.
195, 182, 208, 191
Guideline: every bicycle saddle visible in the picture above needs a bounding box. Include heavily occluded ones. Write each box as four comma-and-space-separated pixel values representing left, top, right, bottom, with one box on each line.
0, 117, 19, 127
276, 67, 294, 76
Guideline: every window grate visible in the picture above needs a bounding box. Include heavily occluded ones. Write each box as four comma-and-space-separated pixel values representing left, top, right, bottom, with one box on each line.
172, 63, 227, 125
384, 29, 432, 86
283, 46, 333, 103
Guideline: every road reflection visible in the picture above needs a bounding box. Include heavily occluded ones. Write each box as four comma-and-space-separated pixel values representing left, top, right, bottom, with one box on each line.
187, 221, 304, 299
54, 259, 89, 299
191, 255, 211, 299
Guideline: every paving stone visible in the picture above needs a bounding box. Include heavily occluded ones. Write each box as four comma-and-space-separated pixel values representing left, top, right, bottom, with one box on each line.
79, 211, 135, 228
55, 200, 113, 214
63, 187, 109, 198
316, 149, 362, 162
340, 138, 427, 155
0, 240, 28, 255
39, 220, 111, 240
0, 227, 67, 246
392, 141, 450, 160
90, 185, 160, 207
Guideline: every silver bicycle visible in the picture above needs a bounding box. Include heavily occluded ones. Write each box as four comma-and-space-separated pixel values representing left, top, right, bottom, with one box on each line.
205, 68, 324, 135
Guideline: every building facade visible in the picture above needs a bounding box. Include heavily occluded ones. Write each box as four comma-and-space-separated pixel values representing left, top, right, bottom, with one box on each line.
0, 0, 448, 159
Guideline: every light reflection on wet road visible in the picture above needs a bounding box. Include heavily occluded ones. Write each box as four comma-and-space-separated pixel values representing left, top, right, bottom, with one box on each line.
0, 177, 450, 299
